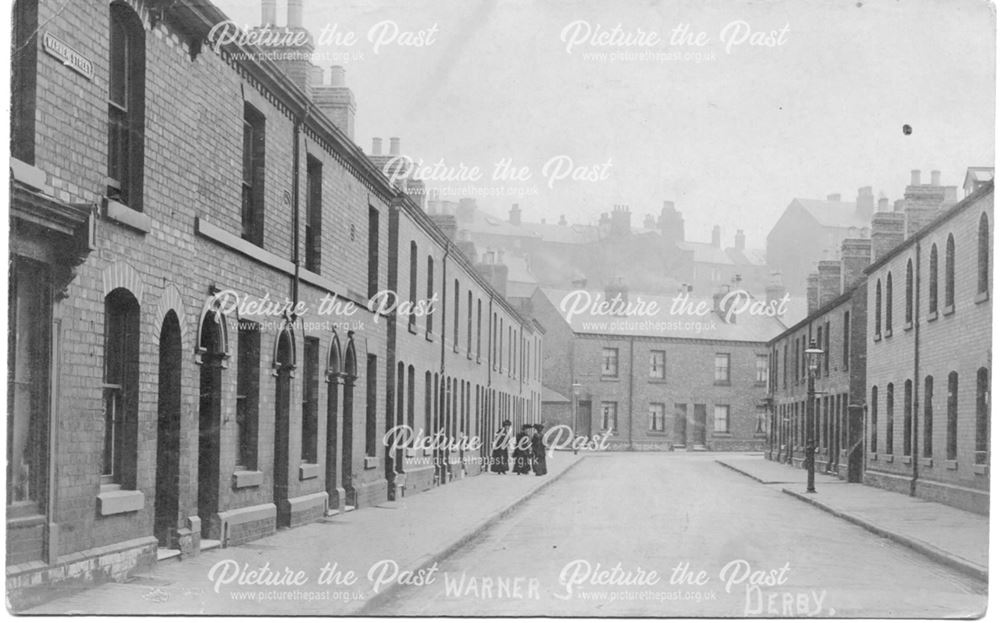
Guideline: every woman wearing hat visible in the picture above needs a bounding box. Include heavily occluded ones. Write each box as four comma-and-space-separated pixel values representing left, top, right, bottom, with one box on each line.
490, 420, 512, 474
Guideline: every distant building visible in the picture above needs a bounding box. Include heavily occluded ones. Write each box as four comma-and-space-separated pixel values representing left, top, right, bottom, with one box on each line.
527, 285, 785, 451
766, 189, 874, 294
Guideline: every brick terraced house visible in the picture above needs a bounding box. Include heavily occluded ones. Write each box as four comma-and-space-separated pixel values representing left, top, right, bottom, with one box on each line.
7, 0, 541, 608
764, 171, 992, 515
528, 285, 785, 451
863, 182, 992, 514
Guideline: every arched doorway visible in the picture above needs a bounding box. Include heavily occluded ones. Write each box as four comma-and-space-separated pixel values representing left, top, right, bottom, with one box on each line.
341, 337, 357, 507
273, 326, 295, 527
197, 311, 226, 539
325, 333, 342, 510
155, 311, 182, 548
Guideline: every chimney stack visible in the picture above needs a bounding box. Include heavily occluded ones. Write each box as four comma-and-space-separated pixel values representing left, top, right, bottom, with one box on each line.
711, 225, 721, 248
261, 0, 277, 25
371, 137, 383, 156
856, 186, 874, 221
871, 211, 906, 260
931, 170, 941, 186
389, 137, 401, 156
806, 273, 820, 315
288, 0, 304, 29
817, 260, 842, 307
313, 66, 355, 139
877, 196, 889, 212
827, 193, 842, 202
329, 65, 346, 87
559, 214, 567, 226
911, 169, 921, 186
841, 238, 872, 290
509, 203, 522, 226
735, 229, 746, 251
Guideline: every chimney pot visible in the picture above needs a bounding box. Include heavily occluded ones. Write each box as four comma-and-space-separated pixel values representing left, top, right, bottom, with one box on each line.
389, 137, 401, 156
329, 65, 346, 87
287, 0, 304, 29
371, 137, 382, 156
261, 0, 277, 25
911, 169, 921, 185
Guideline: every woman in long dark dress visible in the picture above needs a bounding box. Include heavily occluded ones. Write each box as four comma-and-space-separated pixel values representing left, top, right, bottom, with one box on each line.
512, 424, 534, 474
531, 423, 548, 476
490, 420, 512, 474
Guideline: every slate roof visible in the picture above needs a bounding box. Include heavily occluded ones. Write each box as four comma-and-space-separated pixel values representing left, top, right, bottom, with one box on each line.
540, 288, 785, 343
793, 198, 870, 229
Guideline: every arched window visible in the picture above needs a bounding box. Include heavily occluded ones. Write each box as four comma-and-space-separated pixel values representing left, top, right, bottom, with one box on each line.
885, 272, 893, 334
108, 2, 145, 210
923, 376, 934, 458
885, 383, 894, 455
905, 260, 914, 325
874, 279, 882, 337
929, 244, 939, 315
945, 234, 956, 309
978, 213, 990, 297
104, 288, 140, 487
946, 371, 958, 460
976, 367, 989, 464
870, 386, 878, 453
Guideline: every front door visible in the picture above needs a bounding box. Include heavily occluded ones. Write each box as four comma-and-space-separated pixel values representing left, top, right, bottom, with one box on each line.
155, 312, 182, 548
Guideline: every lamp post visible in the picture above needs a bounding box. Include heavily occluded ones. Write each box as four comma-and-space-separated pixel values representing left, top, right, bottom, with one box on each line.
805, 339, 824, 493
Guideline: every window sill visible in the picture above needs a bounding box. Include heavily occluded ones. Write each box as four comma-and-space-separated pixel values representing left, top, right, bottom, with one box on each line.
975, 291, 989, 304
943, 304, 955, 317
364, 456, 378, 470
944, 459, 958, 471
868, 452, 878, 461
754, 381, 767, 387
425, 331, 434, 342
600, 376, 619, 382
648, 378, 667, 384
884, 328, 893, 338
232, 470, 264, 488
299, 463, 320, 480
97, 486, 145, 516
467, 351, 473, 360
973, 463, 988, 475
921, 457, 933, 467
453, 344, 460, 354
646, 431, 669, 436
407, 324, 417, 335
712, 432, 733, 437
103, 197, 151, 234
882, 454, 894, 464
903, 321, 913, 332
874, 333, 881, 342
927, 310, 938, 322
713, 381, 731, 387
901, 455, 912, 465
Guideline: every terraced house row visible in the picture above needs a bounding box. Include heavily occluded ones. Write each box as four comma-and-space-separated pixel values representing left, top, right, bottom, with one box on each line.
765, 170, 992, 514
7, 0, 542, 607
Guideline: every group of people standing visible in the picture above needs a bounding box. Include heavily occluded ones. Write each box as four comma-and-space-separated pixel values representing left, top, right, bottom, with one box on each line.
489, 421, 548, 476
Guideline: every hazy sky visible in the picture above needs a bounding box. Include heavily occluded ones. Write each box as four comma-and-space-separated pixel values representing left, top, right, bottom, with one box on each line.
214, 0, 995, 249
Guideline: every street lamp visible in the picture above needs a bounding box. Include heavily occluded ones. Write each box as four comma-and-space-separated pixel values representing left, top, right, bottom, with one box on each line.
805, 339, 824, 493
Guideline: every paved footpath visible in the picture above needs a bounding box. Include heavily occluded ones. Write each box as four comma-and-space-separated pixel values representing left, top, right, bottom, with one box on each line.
25, 452, 582, 615
716, 455, 988, 581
